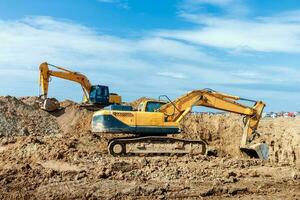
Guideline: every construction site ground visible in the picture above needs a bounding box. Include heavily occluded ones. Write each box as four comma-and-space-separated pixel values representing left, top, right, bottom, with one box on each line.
0, 96, 299, 199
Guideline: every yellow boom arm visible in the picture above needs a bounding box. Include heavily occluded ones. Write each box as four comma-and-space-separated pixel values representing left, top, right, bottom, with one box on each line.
39, 62, 92, 102
159, 89, 265, 148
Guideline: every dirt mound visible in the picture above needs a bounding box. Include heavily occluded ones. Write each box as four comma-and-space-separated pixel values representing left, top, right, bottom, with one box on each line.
0, 96, 60, 136
4, 95, 297, 166
181, 113, 244, 157
180, 113, 300, 166
0, 96, 300, 199
259, 117, 300, 166
0, 96, 93, 137
54, 100, 93, 134
18, 96, 41, 109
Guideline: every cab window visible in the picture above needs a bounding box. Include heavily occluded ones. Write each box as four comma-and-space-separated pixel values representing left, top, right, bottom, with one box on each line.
98, 87, 108, 96
90, 88, 96, 98
146, 102, 164, 112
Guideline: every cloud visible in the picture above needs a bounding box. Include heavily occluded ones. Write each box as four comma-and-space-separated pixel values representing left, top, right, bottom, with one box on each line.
230, 66, 300, 84
174, 1, 300, 53
258, 10, 300, 23
0, 17, 134, 69
157, 11, 300, 53
157, 72, 188, 79
0, 16, 215, 70
182, 0, 235, 7
218, 83, 300, 93
96, 0, 129, 9
179, 0, 250, 16
137, 37, 217, 64
0, 16, 223, 100
0, 14, 299, 111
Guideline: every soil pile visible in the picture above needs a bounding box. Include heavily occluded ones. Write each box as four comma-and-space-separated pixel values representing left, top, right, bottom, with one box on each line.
2, 95, 299, 166
0, 96, 59, 136
0, 96, 299, 199
259, 117, 300, 166
54, 100, 93, 134
181, 113, 300, 166
0, 96, 94, 137
181, 113, 245, 157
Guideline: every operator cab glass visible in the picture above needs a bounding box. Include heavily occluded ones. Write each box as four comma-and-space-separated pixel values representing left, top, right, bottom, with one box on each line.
145, 101, 166, 112
89, 85, 109, 104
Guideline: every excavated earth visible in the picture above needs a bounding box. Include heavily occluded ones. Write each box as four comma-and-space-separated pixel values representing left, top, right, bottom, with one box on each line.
0, 96, 299, 199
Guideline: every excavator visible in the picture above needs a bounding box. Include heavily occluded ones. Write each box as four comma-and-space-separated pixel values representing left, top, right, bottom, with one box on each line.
39, 62, 122, 111
92, 89, 269, 160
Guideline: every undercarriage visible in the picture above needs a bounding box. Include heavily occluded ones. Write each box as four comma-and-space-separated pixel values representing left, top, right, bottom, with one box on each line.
108, 135, 207, 156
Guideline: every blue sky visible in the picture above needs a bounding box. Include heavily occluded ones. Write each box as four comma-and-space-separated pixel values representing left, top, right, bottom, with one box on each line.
0, 0, 300, 111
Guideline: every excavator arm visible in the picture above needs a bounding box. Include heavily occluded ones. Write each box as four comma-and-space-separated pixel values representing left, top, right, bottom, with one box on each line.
159, 89, 268, 159
39, 62, 92, 102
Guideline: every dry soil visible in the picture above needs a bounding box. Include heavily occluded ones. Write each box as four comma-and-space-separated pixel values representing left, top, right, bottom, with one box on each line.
0, 96, 299, 199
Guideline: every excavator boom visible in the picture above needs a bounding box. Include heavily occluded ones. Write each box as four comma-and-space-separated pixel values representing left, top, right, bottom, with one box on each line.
159, 90, 256, 121
39, 62, 92, 102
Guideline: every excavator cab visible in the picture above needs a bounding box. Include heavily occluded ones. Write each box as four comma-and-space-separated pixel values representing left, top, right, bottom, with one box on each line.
89, 85, 109, 105
138, 100, 166, 112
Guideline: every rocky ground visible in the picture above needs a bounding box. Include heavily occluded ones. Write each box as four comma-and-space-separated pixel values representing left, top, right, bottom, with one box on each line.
0, 96, 299, 199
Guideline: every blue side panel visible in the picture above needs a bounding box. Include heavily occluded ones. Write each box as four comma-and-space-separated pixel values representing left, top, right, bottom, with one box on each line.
104, 105, 133, 111
92, 115, 135, 133
135, 127, 179, 135
92, 115, 179, 135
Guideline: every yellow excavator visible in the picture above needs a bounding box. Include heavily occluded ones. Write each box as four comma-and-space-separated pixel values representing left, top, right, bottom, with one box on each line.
39, 62, 121, 111
92, 89, 268, 160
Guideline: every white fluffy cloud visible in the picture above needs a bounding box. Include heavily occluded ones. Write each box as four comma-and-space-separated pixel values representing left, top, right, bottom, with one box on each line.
157, 72, 188, 79
158, 12, 300, 53
0, 17, 215, 76
0, 16, 226, 100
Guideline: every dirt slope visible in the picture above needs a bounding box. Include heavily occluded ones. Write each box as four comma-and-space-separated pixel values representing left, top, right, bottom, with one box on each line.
181, 113, 300, 166
0, 96, 299, 199
54, 100, 93, 134
0, 96, 60, 136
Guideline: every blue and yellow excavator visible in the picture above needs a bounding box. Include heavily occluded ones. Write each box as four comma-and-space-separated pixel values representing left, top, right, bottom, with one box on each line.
39, 62, 121, 111
92, 89, 268, 160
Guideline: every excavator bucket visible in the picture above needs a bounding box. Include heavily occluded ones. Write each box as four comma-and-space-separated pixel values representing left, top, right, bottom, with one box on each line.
40, 98, 60, 112
240, 143, 269, 160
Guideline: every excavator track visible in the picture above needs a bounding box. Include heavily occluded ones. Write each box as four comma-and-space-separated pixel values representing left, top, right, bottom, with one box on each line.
108, 136, 207, 156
